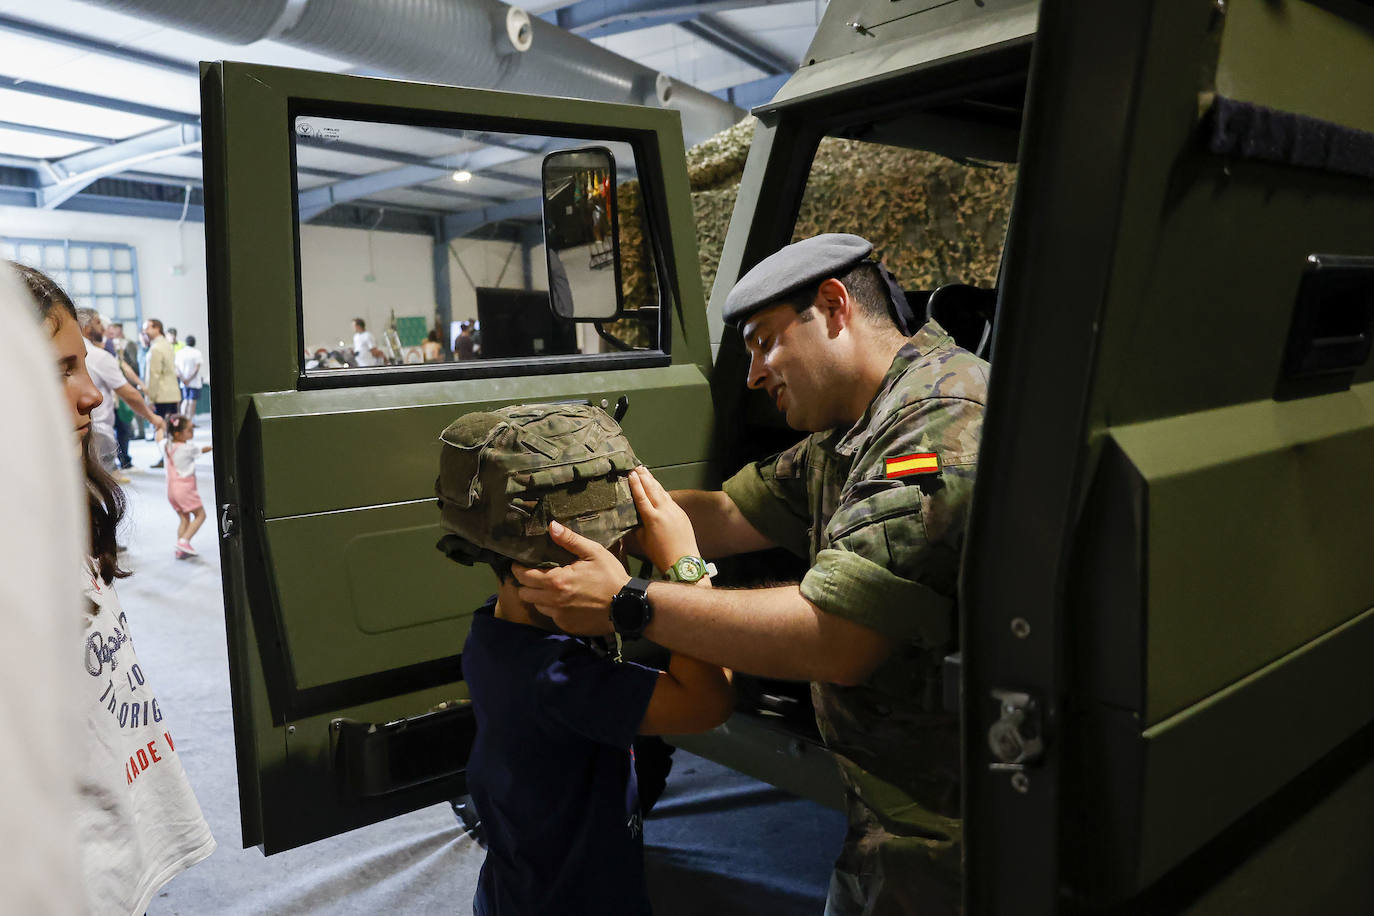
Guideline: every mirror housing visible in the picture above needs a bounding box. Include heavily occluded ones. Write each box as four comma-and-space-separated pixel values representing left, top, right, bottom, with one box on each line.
541, 146, 623, 321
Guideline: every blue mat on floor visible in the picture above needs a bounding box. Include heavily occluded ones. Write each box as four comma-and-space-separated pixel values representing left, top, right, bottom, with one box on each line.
644, 752, 845, 915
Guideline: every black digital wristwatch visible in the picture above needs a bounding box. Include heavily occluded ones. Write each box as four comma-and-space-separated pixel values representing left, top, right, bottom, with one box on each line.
609, 577, 652, 640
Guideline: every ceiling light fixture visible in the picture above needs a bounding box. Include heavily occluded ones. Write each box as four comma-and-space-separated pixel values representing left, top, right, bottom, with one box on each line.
452, 170, 473, 182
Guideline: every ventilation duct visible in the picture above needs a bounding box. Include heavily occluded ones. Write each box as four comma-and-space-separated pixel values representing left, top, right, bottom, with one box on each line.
82, 0, 744, 145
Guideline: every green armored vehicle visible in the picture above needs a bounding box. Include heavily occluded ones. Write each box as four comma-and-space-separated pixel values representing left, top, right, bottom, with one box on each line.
203, 0, 1374, 911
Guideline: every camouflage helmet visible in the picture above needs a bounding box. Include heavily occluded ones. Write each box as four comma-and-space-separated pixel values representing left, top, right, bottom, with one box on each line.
434, 403, 639, 570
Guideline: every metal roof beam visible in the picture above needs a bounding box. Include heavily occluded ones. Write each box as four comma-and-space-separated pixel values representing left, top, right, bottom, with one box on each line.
0, 13, 198, 76
0, 119, 114, 147
294, 131, 547, 170
679, 14, 795, 75
717, 72, 789, 109
121, 170, 204, 189
0, 75, 198, 125
50, 124, 200, 179
297, 140, 582, 221
298, 161, 507, 222
298, 136, 634, 223
61, 195, 204, 222
549, 0, 797, 37
442, 198, 543, 238
39, 124, 201, 209
0, 186, 38, 207
549, 9, 694, 39
482, 169, 542, 189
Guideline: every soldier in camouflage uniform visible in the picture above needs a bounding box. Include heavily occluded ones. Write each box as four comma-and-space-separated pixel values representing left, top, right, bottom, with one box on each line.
515, 234, 988, 915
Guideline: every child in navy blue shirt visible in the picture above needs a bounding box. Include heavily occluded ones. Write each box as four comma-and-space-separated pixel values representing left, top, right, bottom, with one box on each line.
444, 424, 733, 916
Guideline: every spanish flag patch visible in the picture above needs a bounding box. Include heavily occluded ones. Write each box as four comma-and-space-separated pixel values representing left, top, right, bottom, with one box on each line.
885, 452, 941, 479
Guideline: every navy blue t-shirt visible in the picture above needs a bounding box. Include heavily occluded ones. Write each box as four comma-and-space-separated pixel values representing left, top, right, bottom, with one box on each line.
464, 598, 661, 916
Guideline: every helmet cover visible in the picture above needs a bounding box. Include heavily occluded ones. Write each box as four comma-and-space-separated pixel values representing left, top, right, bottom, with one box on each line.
435, 403, 639, 569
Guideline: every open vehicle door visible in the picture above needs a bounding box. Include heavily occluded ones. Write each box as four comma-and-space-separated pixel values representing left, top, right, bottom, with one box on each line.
959, 1, 1374, 912
200, 61, 725, 853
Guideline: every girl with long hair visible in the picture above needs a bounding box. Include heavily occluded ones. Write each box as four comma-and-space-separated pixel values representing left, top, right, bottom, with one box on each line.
14, 262, 215, 915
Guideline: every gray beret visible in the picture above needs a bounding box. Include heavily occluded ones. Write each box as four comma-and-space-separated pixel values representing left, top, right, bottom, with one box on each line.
722, 233, 874, 327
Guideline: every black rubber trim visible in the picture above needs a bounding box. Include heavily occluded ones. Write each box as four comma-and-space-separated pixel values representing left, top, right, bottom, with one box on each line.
285, 653, 464, 722
1205, 95, 1374, 180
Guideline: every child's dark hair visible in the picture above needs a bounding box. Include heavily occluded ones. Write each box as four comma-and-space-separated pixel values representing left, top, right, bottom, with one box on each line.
10, 260, 129, 586
168, 415, 193, 438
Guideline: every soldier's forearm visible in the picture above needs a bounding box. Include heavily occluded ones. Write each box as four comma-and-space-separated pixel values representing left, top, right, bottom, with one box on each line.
642, 582, 893, 684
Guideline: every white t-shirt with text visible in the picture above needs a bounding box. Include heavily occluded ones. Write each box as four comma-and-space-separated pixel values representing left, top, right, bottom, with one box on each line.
79, 567, 215, 915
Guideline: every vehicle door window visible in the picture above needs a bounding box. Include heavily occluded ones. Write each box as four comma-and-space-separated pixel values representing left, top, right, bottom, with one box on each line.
790, 112, 1018, 295
292, 115, 663, 376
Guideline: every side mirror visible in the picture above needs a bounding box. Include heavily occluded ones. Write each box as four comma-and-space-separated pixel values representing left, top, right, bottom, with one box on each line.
541, 146, 623, 321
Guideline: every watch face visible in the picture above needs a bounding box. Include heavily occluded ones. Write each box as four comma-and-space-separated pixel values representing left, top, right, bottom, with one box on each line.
676, 557, 706, 580
611, 585, 651, 636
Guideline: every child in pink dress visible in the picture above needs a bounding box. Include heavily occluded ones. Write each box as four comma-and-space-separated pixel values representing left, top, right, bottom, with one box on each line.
159, 415, 212, 559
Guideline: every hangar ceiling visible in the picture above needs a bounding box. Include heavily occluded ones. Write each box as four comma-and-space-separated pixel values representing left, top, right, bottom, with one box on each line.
0, 0, 826, 227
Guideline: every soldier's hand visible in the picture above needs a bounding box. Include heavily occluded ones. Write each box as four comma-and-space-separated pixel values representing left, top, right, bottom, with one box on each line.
629, 466, 700, 572
513, 521, 626, 636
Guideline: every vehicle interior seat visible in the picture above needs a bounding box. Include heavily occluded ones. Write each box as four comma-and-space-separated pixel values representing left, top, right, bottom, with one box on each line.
921, 283, 998, 359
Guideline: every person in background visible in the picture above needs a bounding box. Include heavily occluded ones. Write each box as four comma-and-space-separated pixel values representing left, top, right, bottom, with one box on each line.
422, 328, 443, 362
101, 319, 118, 358
105, 322, 142, 461
352, 317, 381, 367
157, 414, 212, 560
176, 333, 203, 418
136, 324, 151, 438
14, 261, 216, 916
455, 321, 476, 360
143, 318, 180, 467
77, 308, 163, 482
167, 326, 184, 353
108, 322, 140, 381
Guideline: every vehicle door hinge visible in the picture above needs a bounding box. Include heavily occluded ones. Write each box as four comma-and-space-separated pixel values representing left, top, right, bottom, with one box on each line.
987, 688, 1045, 771
219, 503, 239, 539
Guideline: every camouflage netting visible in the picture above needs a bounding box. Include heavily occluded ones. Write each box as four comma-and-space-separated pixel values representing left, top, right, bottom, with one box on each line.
619, 116, 1018, 315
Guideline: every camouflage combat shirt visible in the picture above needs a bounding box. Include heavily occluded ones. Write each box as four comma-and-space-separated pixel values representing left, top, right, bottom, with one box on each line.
722, 318, 988, 889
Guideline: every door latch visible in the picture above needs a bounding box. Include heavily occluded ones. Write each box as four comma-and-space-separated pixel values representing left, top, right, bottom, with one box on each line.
219, 503, 239, 539
987, 689, 1044, 769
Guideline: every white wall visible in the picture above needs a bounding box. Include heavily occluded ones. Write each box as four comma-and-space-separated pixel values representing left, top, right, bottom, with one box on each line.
0, 205, 210, 360
300, 227, 547, 353
298, 224, 436, 351
0, 206, 555, 364
445, 235, 546, 322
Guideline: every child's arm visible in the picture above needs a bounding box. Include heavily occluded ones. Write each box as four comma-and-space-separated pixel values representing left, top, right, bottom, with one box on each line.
625, 466, 733, 735
201, 445, 213, 454
638, 647, 733, 735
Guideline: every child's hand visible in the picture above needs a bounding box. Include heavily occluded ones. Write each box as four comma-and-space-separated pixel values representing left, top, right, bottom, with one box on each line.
202, 445, 213, 454
628, 466, 700, 573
